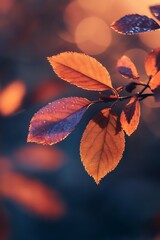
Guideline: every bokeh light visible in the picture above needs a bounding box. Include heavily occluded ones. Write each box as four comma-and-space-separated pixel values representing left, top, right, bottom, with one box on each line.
63, 1, 87, 35
1, 1, 160, 239
76, 0, 111, 16
0, 80, 26, 116
140, 31, 160, 49
0, 0, 13, 14
13, 144, 65, 171
0, 172, 65, 218
75, 17, 112, 55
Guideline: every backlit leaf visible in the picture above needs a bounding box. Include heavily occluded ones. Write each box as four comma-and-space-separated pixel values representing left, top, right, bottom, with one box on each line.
48, 52, 113, 91
120, 96, 141, 136
13, 145, 65, 170
0, 172, 65, 218
111, 14, 160, 35
149, 71, 160, 101
117, 55, 139, 80
28, 97, 91, 145
80, 108, 125, 184
150, 5, 160, 21
145, 48, 160, 77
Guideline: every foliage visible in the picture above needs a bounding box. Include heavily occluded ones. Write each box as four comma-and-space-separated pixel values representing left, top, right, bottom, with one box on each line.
111, 4, 160, 34
28, 47, 160, 184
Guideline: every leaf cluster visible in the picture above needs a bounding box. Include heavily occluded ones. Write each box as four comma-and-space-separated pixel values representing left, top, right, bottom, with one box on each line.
27, 48, 160, 184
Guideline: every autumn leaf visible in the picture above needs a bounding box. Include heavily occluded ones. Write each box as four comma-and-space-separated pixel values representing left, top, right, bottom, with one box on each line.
145, 48, 160, 77
13, 145, 65, 171
149, 71, 160, 101
0, 172, 65, 218
111, 14, 160, 35
120, 96, 141, 136
150, 5, 160, 21
28, 97, 91, 145
117, 55, 139, 80
80, 108, 125, 184
48, 52, 113, 91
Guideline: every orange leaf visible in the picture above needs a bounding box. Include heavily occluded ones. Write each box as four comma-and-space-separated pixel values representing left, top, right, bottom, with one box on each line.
13, 145, 65, 170
145, 48, 160, 77
0, 172, 65, 218
28, 97, 91, 145
80, 109, 125, 184
0, 80, 26, 116
117, 55, 139, 80
120, 97, 141, 136
149, 71, 160, 101
48, 52, 113, 91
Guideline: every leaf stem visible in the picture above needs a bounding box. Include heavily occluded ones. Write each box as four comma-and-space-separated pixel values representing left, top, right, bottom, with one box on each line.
138, 76, 151, 95
98, 92, 154, 104
111, 88, 119, 97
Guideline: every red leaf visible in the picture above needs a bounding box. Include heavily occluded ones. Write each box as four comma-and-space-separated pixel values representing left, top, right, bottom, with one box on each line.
48, 52, 113, 91
120, 97, 141, 136
117, 55, 139, 80
145, 48, 160, 77
0, 172, 65, 218
13, 145, 65, 171
149, 71, 160, 101
111, 14, 160, 35
80, 108, 125, 184
150, 5, 160, 21
28, 97, 91, 145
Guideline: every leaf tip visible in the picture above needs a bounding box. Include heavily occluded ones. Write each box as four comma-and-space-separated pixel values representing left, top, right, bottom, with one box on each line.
110, 22, 123, 34
27, 133, 36, 144
125, 130, 132, 137
27, 136, 31, 143
94, 178, 100, 185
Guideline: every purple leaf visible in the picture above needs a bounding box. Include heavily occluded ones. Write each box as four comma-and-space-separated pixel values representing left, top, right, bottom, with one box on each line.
27, 97, 91, 145
150, 5, 160, 21
111, 14, 160, 35
118, 66, 134, 78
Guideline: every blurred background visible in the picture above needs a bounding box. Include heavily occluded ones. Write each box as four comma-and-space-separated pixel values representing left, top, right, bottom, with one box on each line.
1, 0, 160, 239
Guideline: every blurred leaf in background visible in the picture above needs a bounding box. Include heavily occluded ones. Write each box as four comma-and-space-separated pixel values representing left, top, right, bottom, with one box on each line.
1, 0, 160, 239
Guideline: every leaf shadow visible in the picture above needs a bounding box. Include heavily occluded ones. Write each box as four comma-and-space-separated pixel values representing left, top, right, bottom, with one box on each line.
92, 110, 122, 135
